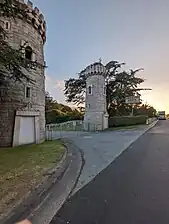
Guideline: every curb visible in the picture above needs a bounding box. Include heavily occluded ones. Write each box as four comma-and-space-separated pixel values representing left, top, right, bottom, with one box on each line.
0, 142, 72, 224
128, 120, 159, 145
143, 119, 158, 134
28, 138, 83, 224
62, 139, 85, 198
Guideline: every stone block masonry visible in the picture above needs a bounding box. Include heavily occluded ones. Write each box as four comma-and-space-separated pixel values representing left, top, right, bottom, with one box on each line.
83, 63, 109, 131
0, 0, 46, 147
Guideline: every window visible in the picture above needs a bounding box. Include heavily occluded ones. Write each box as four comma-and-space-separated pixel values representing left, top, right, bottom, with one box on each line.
25, 46, 33, 60
4, 21, 10, 30
25, 87, 31, 98
88, 104, 90, 108
88, 85, 92, 95
5, 22, 9, 29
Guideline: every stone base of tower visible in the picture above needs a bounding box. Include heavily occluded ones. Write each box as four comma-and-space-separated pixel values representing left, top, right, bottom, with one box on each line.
84, 112, 109, 131
0, 98, 45, 148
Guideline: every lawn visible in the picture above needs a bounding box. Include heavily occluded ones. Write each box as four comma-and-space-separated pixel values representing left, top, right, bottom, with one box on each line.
0, 140, 65, 218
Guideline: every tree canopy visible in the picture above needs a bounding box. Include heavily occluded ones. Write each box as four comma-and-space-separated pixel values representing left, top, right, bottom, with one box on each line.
133, 103, 157, 117
64, 60, 149, 116
45, 91, 156, 124
45, 92, 83, 124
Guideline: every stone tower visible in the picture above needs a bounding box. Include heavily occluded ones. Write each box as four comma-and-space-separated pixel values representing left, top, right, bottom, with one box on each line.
83, 62, 109, 131
0, 0, 46, 147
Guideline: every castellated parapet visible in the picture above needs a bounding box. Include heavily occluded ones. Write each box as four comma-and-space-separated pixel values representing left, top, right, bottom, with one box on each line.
0, 0, 46, 147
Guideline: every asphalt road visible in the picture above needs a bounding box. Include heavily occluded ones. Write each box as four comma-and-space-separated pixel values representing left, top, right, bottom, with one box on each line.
50, 120, 169, 224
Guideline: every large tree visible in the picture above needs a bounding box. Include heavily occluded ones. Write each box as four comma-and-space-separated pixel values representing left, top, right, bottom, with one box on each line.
134, 103, 157, 117
64, 61, 146, 116
0, 0, 45, 87
45, 91, 57, 112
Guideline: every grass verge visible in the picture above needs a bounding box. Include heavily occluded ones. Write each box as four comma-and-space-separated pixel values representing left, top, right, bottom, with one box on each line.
0, 140, 65, 218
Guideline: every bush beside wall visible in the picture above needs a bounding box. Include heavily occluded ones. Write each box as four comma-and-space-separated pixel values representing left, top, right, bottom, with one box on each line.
109, 115, 147, 127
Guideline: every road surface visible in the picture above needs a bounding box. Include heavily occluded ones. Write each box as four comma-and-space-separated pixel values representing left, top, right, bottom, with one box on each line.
49, 124, 152, 195
50, 120, 169, 224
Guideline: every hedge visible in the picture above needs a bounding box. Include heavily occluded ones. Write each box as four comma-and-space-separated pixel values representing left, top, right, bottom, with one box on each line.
109, 115, 148, 127
46, 111, 84, 124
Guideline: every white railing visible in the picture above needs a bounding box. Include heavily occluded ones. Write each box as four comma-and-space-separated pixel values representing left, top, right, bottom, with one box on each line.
45, 120, 97, 140
46, 120, 83, 131
146, 117, 157, 125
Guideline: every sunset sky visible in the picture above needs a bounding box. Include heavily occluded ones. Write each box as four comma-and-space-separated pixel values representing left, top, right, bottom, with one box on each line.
34, 0, 169, 113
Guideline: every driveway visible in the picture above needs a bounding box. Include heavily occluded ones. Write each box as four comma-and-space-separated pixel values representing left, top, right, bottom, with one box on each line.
48, 123, 156, 194
70, 125, 156, 194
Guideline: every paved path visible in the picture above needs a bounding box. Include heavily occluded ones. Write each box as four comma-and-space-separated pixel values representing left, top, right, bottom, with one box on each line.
50, 120, 169, 224
70, 125, 155, 194
48, 125, 152, 194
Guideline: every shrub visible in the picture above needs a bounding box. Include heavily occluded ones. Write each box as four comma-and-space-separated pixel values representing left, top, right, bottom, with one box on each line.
109, 115, 147, 127
46, 110, 84, 124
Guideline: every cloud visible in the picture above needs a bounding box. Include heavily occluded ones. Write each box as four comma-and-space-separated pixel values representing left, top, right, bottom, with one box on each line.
45, 74, 79, 108
45, 74, 65, 103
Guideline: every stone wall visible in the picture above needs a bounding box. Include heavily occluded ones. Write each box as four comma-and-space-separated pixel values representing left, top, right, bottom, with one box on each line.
0, 3, 46, 147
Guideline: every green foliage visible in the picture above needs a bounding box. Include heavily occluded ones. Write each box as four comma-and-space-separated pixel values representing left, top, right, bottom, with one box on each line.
46, 113, 83, 124
0, 0, 29, 18
0, 0, 27, 85
0, 0, 46, 86
64, 60, 157, 117
64, 61, 146, 115
134, 104, 157, 117
109, 115, 147, 127
45, 92, 83, 124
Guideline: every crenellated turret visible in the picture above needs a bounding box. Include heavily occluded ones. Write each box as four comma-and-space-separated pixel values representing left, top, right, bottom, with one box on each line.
13, 0, 46, 43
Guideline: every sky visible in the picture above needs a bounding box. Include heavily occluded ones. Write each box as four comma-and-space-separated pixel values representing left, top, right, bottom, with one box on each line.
33, 0, 169, 113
